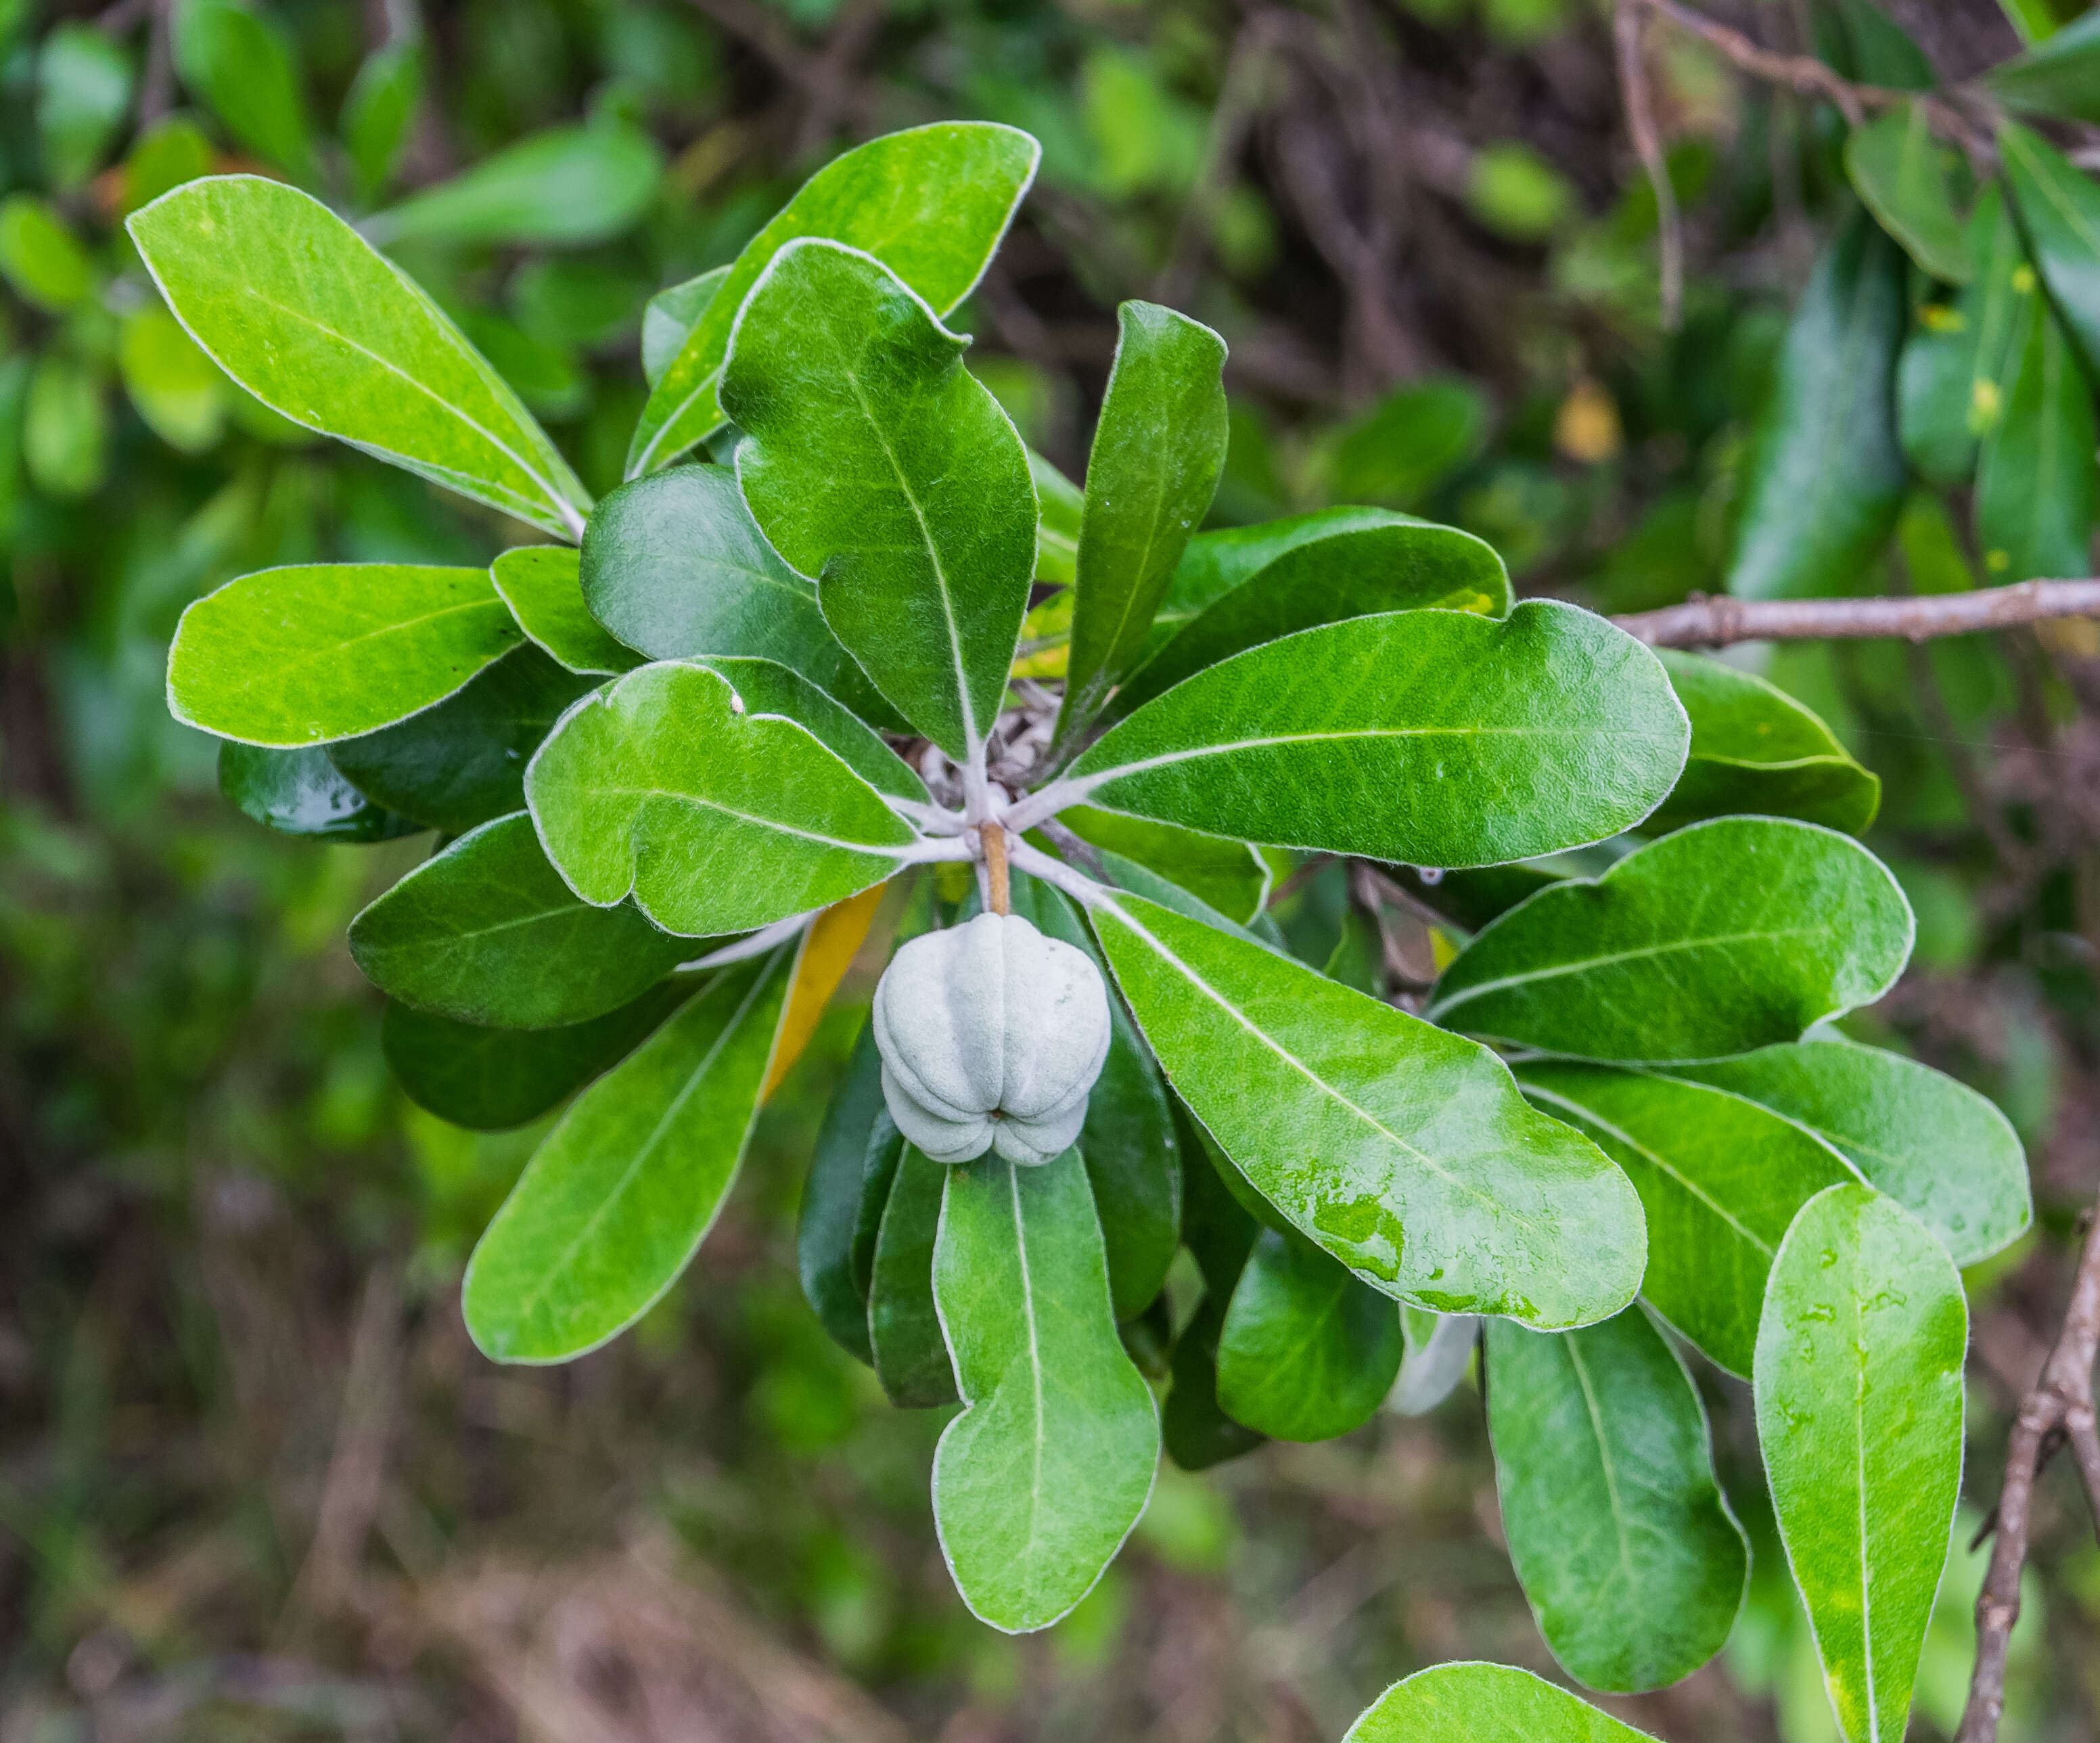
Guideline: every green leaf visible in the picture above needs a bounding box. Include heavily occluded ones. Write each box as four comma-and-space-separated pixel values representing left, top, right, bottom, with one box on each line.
463, 945, 794, 1361
1426, 819, 1914, 1062
1091, 888, 1646, 1326
1055, 805, 1269, 926
932, 1149, 1159, 1633
1344, 1663, 1659, 1742
1975, 297, 2096, 583
1031, 449, 1084, 586
1393, 860, 1568, 935
347, 813, 691, 1028
341, 39, 423, 205
798, 1020, 894, 1364
1389, 1307, 1477, 1415
1987, 8, 2100, 122
869, 1140, 957, 1406
129, 177, 589, 537
578, 466, 849, 686
1896, 186, 2029, 487
452, 307, 587, 422
1104, 515, 1513, 727
641, 267, 729, 388
364, 122, 663, 249
1756, 1185, 1966, 1743
695, 657, 928, 803
168, 563, 522, 747
1812, 0, 1934, 89
1486, 1306, 1748, 1692
172, 0, 315, 183
120, 306, 228, 455
1162, 1123, 1266, 1470
626, 121, 1038, 475
524, 660, 917, 937
218, 741, 418, 841
1727, 212, 1907, 600
120, 117, 214, 216
1999, 120, 2100, 376
1513, 1062, 1858, 1376
1668, 1039, 2030, 1266
1055, 302, 1229, 740
491, 545, 641, 677
0, 195, 94, 311
1647, 650, 1879, 835
1051, 604, 1688, 868
37, 23, 133, 192
721, 240, 1036, 760
1324, 378, 1490, 510
22, 355, 106, 499
383, 980, 693, 1132
1844, 103, 1970, 284
1215, 1227, 1402, 1441
328, 645, 595, 832
1010, 874, 1181, 1319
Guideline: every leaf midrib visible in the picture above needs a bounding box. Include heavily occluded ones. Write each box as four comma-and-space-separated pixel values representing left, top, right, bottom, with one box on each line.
1427, 926, 1823, 1020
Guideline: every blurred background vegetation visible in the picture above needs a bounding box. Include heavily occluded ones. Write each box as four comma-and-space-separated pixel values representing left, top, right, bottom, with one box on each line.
3, 0, 2100, 1736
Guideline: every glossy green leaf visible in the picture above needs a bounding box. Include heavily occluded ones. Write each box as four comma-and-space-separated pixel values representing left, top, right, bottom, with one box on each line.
1648, 650, 1879, 835
2000, 120, 2100, 376
1898, 187, 2029, 486
37, 23, 132, 191
1844, 103, 1970, 284
641, 267, 728, 388
1216, 1227, 1402, 1441
1008, 874, 1180, 1318
0, 195, 93, 311
1987, 8, 2100, 122
383, 980, 692, 1132
627, 122, 1038, 475
798, 1020, 894, 1363
695, 657, 928, 803
869, 1140, 957, 1406
23, 355, 106, 499
463, 946, 793, 1361
347, 813, 690, 1028
1050, 604, 1688, 868
1324, 378, 1490, 510
120, 117, 214, 215
1514, 1063, 1858, 1376
172, 0, 315, 183
721, 240, 1036, 760
1812, 0, 1934, 89
1486, 1306, 1748, 1692
327, 646, 595, 832
1670, 1039, 2030, 1265
1105, 516, 1512, 726
1727, 212, 1907, 600
120, 307, 228, 454
1163, 1120, 1266, 1470
1056, 805, 1269, 926
218, 741, 417, 842
1426, 819, 1914, 1062
1344, 1663, 1658, 1742
932, 1149, 1159, 1633
1975, 298, 2096, 583
341, 39, 422, 204
167, 563, 522, 747
524, 660, 916, 937
1756, 1185, 1966, 1743
1091, 888, 1646, 1326
1055, 302, 1228, 740
129, 177, 589, 537
365, 122, 662, 248
578, 466, 847, 685
491, 545, 641, 677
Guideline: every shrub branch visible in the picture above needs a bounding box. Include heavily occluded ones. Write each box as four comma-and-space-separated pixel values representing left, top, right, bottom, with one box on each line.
1613, 581, 2100, 648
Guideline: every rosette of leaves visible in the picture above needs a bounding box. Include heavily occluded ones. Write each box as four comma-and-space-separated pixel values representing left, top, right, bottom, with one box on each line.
135, 119, 2030, 1719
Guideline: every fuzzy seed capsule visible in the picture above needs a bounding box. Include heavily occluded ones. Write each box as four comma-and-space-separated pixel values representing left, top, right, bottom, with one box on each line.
871, 910, 1112, 1166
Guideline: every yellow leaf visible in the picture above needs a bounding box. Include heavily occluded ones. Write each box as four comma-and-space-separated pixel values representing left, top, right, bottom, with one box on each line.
763, 883, 886, 1099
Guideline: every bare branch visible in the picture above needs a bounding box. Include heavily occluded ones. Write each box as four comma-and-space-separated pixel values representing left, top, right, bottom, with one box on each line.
1635, 0, 1994, 157
1615, 2, 1683, 330
1613, 581, 2100, 648
1957, 1206, 2100, 1743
